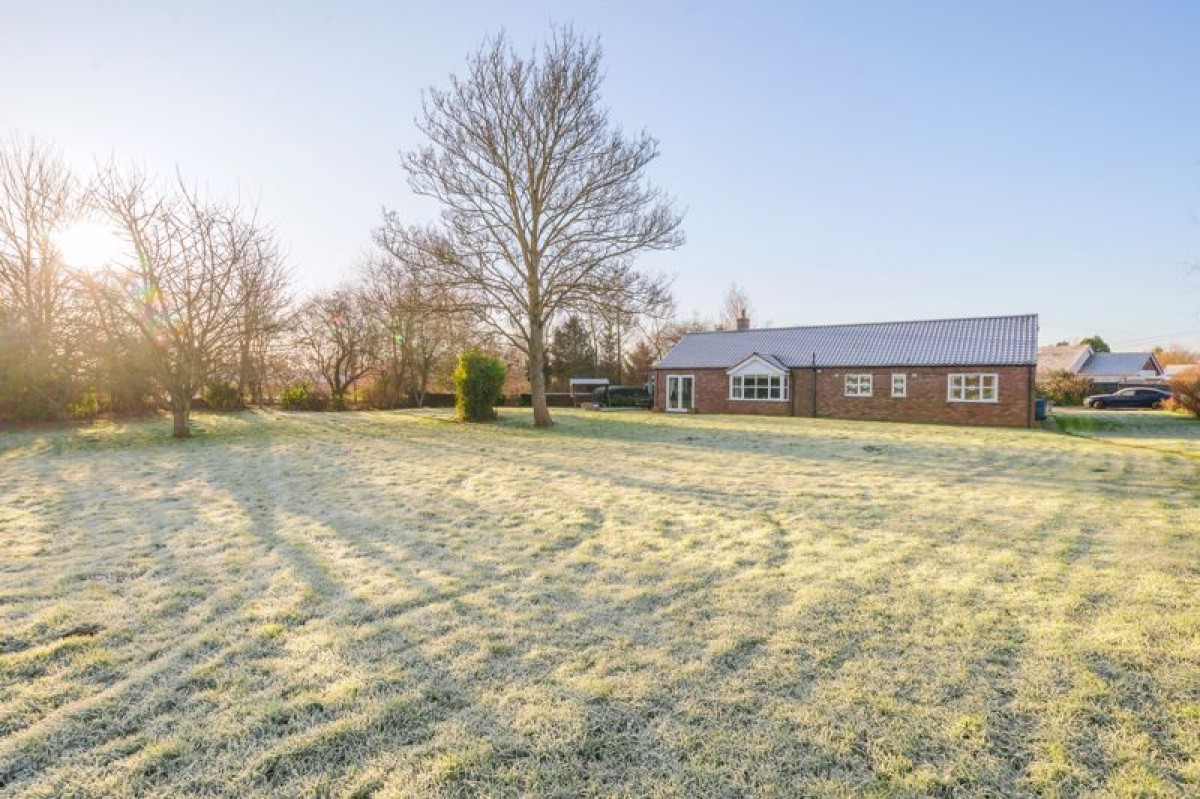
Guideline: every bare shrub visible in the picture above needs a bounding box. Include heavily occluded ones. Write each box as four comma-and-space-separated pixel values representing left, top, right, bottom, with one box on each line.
1037, 369, 1093, 406
1169, 368, 1200, 417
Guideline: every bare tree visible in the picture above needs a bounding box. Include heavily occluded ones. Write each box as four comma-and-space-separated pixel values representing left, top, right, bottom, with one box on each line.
644, 310, 715, 362
362, 253, 480, 407
233, 239, 291, 404
588, 267, 673, 384
85, 165, 281, 437
0, 136, 79, 419
1153, 344, 1199, 365
379, 27, 683, 427
720, 282, 753, 330
294, 285, 381, 407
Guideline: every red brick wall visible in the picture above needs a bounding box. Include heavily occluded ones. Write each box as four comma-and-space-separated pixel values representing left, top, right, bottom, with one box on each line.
807, 365, 1033, 427
654, 365, 1034, 427
653, 368, 792, 416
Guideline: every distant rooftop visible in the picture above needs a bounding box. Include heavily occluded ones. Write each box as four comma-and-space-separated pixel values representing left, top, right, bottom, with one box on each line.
657, 314, 1039, 369
1078, 352, 1160, 376
1036, 344, 1092, 374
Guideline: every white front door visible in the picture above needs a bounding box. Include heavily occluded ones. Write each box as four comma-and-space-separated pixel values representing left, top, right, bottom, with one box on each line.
666, 375, 694, 412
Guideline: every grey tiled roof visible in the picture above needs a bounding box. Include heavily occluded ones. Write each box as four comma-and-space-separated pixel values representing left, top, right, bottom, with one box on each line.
1078, 352, 1159, 376
732, 352, 788, 371
657, 314, 1039, 369
1037, 345, 1092, 374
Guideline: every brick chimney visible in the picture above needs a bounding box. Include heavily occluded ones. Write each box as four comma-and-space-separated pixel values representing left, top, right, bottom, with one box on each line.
736, 315, 750, 331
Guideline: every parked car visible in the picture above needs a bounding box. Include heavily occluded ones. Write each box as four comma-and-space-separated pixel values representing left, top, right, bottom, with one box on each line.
592, 385, 651, 408
1083, 387, 1171, 409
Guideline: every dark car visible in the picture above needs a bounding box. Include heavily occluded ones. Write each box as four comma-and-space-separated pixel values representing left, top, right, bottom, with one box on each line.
1084, 387, 1171, 409
592, 385, 651, 408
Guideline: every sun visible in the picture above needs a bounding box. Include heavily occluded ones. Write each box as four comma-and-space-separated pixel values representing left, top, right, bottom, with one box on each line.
55, 221, 128, 268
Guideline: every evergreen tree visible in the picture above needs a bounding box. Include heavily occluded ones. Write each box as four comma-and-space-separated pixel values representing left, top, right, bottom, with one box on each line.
595, 320, 622, 382
624, 339, 657, 387
548, 315, 597, 389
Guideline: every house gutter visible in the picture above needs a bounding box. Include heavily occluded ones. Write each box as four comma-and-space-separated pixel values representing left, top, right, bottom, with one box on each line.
1028, 364, 1036, 428
811, 352, 818, 418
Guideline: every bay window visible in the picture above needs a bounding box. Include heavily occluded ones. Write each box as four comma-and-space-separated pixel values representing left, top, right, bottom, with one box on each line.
730, 374, 787, 400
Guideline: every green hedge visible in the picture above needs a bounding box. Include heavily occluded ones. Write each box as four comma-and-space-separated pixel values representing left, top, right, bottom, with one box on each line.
454, 350, 506, 422
203, 381, 243, 410
281, 382, 329, 411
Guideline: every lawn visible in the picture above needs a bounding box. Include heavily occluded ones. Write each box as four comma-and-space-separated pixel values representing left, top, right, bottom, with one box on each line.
1, 409, 1198, 798
1054, 407, 1200, 459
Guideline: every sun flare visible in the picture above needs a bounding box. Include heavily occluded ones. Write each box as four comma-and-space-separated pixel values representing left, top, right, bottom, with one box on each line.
55, 221, 127, 268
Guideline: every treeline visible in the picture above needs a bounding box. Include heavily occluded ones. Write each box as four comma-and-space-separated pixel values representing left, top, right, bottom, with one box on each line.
0, 136, 486, 431
0, 136, 693, 435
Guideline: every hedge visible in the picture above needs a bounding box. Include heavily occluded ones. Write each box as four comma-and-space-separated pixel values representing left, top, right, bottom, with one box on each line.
454, 350, 507, 421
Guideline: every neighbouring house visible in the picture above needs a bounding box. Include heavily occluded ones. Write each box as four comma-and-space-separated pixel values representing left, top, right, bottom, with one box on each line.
1163, 363, 1200, 380
1035, 344, 1092, 377
1037, 345, 1164, 393
652, 314, 1038, 427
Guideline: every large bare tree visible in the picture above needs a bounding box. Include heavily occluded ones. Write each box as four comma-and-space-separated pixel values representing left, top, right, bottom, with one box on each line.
85, 165, 283, 437
0, 136, 79, 419
380, 27, 683, 427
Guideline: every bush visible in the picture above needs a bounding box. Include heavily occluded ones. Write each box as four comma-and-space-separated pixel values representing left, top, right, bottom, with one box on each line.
454, 350, 506, 422
280, 382, 309, 410
329, 393, 349, 412
202, 381, 243, 411
68, 390, 99, 420
1169, 368, 1200, 417
280, 381, 329, 411
1037, 369, 1093, 406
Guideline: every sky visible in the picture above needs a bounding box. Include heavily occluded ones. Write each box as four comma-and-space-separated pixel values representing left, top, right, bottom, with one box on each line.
5, 1, 1200, 350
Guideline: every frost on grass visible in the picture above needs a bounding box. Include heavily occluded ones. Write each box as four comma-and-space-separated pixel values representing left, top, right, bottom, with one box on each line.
1, 409, 1198, 797
1055, 407, 1200, 459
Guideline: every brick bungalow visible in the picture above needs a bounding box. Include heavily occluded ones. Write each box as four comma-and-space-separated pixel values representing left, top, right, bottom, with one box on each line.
652, 314, 1039, 428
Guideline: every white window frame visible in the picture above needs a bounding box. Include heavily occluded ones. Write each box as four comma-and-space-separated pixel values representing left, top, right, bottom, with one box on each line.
665, 374, 695, 412
947, 373, 999, 403
891, 373, 907, 398
844, 373, 873, 397
729, 373, 788, 401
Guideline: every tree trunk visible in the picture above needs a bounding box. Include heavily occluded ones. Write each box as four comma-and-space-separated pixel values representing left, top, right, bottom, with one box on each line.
252, 349, 266, 405
416, 358, 431, 408
615, 323, 623, 384
171, 393, 191, 438
528, 319, 553, 427
238, 340, 250, 403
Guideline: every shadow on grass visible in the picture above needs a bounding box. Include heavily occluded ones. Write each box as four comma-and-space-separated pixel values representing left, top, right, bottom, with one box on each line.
4, 409, 1197, 795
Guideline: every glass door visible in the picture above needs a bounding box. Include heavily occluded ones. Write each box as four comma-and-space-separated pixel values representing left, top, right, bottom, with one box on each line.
666, 375, 694, 412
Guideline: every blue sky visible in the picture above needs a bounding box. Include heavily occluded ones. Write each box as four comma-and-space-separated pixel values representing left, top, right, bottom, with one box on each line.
6, 1, 1200, 348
